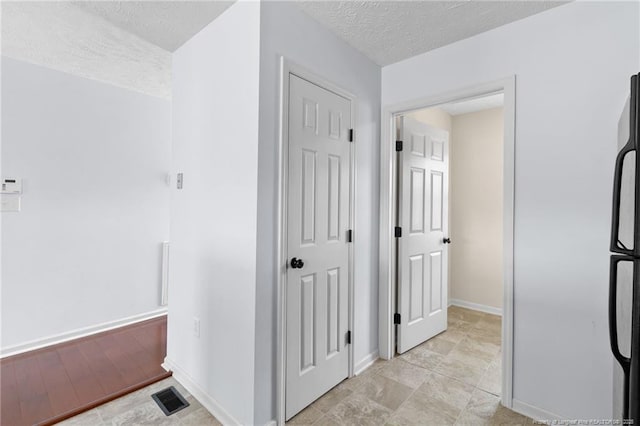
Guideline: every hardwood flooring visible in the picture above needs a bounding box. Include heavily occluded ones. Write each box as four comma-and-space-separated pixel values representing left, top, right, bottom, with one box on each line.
1, 315, 170, 426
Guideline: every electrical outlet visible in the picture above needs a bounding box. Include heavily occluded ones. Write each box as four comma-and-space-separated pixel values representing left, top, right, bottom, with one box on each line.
193, 317, 200, 338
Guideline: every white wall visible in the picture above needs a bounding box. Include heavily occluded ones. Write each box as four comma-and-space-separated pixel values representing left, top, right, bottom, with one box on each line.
450, 107, 504, 310
1, 57, 171, 350
382, 1, 639, 419
255, 2, 381, 423
166, 2, 261, 425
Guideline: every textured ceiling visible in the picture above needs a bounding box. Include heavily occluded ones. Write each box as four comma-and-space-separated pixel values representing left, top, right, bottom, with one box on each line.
1, 0, 569, 99
73, 1, 234, 52
1, 1, 172, 98
296, 1, 568, 66
440, 93, 504, 116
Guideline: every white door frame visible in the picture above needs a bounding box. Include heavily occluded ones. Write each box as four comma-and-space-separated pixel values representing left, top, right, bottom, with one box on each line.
378, 76, 516, 408
276, 57, 357, 426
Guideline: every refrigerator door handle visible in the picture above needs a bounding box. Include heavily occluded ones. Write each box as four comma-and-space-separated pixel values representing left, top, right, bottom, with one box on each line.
611, 145, 635, 255
609, 255, 632, 419
611, 74, 639, 255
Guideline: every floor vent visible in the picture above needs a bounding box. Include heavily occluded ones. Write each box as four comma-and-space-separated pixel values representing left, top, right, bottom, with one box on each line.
151, 386, 190, 416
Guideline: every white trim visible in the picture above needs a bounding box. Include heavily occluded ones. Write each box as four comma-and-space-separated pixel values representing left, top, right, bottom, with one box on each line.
163, 358, 242, 426
276, 57, 357, 426
449, 299, 502, 316
379, 76, 516, 409
354, 350, 379, 375
161, 241, 170, 306
1, 308, 168, 358
501, 76, 516, 409
511, 399, 564, 422
264, 422, 277, 426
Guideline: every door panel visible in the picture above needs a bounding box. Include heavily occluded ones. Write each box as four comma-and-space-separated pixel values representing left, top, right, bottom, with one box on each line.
286, 74, 351, 420
397, 117, 449, 354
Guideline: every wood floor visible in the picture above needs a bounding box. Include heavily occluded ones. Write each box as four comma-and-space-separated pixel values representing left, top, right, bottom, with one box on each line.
0, 315, 170, 426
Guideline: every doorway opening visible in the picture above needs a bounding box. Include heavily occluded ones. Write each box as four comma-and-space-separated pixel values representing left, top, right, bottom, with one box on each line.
379, 78, 516, 408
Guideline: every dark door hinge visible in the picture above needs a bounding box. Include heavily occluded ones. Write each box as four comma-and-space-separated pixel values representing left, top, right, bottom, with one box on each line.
347, 229, 353, 243
396, 140, 403, 151
394, 313, 401, 325
346, 330, 352, 345
394, 226, 402, 238
349, 129, 354, 142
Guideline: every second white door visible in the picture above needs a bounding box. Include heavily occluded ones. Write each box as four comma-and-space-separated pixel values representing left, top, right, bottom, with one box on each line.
285, 74, 352, 419
397, 117, 450, 354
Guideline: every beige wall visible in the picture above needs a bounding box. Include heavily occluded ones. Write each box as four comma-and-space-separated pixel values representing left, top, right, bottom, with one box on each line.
407, 107, 452, 135
409, 106, 503, 311
450, 107, 503, 310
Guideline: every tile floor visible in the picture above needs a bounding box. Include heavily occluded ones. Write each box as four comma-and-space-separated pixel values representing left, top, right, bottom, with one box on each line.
57, 377, 221, 426
60, 306, 532, 425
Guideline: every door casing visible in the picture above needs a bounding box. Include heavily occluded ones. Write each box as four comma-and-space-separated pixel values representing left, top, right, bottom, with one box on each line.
276, 57, 356, 426
379, 77, 516, 408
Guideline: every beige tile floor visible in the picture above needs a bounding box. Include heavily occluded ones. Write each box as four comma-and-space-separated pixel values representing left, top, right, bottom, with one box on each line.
59, 306, 531, 425
57, 377, 221, 426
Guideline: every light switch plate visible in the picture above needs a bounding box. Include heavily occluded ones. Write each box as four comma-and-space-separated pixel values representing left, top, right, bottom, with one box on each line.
1, 195, 20, 212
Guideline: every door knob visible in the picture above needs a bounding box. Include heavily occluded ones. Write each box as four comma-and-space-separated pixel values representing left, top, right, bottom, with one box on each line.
443, 238, 451, 244
290, 257, 304, 269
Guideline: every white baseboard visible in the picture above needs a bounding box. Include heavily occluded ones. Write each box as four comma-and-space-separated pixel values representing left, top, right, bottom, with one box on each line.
450, 298, 502, 316
355, 350, 379, 375
511, 399, 564, 422
1, 308, 168, 358
264, 421, 277, 426
163, 357, 241, 426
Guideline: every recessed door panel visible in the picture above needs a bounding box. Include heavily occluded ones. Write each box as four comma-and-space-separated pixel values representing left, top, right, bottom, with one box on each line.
300, 274, 316, 373
326, 268, 340, 357
409, 254, 425, 323
410, 168, 425, 234
286, 74, 351, 420
430, 252, 443, 313
303, 98, 318, 134
411, 133, 426, 157
328, 155, 341, 241
430, 171, 443, 231
431, 138, 444, 161
301, 150, 317, 245
329, 110, 342, 140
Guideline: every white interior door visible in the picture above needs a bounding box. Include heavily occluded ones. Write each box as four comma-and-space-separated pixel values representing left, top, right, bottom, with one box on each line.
397, 116, 449, 354
285, 74, 351, 420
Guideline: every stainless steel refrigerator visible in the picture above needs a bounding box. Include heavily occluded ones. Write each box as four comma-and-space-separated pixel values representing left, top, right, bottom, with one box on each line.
610, 72, 640, 423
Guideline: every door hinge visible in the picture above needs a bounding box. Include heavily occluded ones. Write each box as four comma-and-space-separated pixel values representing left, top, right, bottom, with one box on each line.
349, 129, 354, 142
394, 313, 401, 325
346, 330, 352, 345
394, 226, 402, 238
347, 229, 353, 243
396, 140, 403, 151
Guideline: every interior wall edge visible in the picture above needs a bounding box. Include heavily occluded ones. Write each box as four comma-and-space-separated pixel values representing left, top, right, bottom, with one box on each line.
162, 357, 242, 426
354, 350, 379, 375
